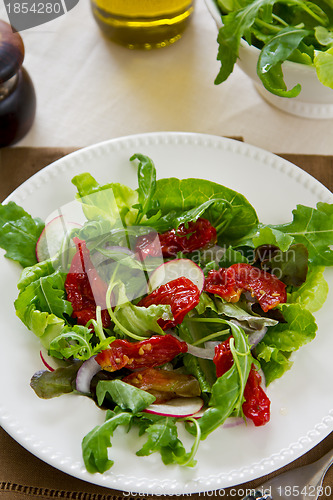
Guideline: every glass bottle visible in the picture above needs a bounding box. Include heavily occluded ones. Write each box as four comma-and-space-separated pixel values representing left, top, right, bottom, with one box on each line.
0, 20, 36, 147
90, 0, 195, 49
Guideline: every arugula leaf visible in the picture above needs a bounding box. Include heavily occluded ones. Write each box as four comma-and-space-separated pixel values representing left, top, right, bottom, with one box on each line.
136, 416, 197, 466
82, 410, 133, 473
257, 27, 310, 97
48, 325, 114, 360
82, 408, 199, 473
214, 0, 333, 95
194, 322, 253, 438
215, 0, 277, 84
96, 379, 156, 412
130, 153, 159, 223
0, 201, 44, 267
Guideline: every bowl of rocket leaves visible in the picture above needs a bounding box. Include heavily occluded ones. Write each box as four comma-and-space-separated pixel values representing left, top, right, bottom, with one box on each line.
205, 0, 333, 118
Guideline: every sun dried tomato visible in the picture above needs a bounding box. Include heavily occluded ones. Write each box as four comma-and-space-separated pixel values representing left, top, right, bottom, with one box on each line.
213, 336, 233, 377
159, 218, 217, 257
138, 277, 200, 329
204, 263, 287, 312
213, 337, 270, 426
242, 367, 270, 426
122, 367, 201, 403
65, 238, 110, 328
95, 334, 188, 372
135, 218, 217, 259
135, 231, 161, 261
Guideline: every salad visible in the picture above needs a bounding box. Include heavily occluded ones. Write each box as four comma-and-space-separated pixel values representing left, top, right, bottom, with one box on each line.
212, 0, 333, 97
0, 153, 332, 473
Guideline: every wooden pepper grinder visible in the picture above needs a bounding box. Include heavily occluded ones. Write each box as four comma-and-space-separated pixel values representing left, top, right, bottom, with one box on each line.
0, 20, 36, 147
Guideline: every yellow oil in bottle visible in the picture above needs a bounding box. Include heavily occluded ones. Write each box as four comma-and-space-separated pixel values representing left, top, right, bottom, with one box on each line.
90, 0, 195, 49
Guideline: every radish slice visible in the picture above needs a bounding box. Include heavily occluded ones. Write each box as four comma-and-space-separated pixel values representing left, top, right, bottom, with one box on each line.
223, 417, 245, 428
144, 397, 204, 418
192, 411, 244, 427
36, 215, 81, 262
148, 259, 205, 293
76, 356, 101, 394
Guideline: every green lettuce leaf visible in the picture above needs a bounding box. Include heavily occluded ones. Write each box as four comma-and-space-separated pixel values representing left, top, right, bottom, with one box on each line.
112, 282, 172, 338
144, 199, 218, 233
288, 266, 329, 312
14, 268, 72, 348
71, 173, 139, 225
17, 259, 56, 290
152, 177, 258, 242
254, 345, 292, 385
0, 201, 44, 267
30, 362, 82, 398
271, 202, 333, 266
15, 271, 72, 322
256, 303, 317, 384
314, 46, 333, 88
252, 226, 294, 252
235, 202, 333, 267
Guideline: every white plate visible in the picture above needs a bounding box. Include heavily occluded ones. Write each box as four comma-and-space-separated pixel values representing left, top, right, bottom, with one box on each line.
0, 132, 332, 495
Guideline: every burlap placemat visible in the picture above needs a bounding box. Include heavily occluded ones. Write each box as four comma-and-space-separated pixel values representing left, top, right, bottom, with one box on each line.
0, 146, 332, 500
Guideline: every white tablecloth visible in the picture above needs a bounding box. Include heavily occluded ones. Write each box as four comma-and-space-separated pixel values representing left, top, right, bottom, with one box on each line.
1, 0, 333, 154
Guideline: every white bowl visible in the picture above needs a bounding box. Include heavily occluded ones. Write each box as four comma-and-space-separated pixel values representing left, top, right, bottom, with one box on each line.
205, 0, 333, 118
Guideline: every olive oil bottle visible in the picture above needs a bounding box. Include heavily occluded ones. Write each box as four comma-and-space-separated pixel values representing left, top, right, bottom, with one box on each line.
90, 0, 195, 49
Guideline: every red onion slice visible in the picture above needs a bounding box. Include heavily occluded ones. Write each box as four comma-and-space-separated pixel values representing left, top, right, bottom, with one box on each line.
186, 343, 216, 360
76, 356, 102, 394
247, 326, 268, 348
40, 350, 55, 372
